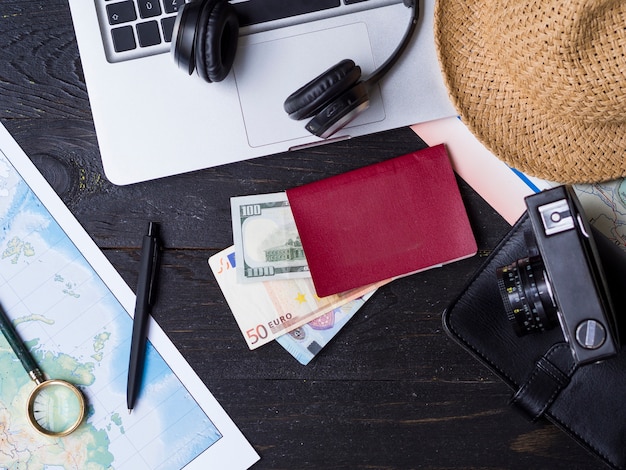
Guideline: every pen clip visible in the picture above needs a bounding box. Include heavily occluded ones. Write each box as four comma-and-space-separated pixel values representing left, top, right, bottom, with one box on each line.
146, 222, 161, 307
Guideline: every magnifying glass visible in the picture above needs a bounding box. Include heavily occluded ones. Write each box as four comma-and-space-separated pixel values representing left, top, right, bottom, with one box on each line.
0, 304, 86, 437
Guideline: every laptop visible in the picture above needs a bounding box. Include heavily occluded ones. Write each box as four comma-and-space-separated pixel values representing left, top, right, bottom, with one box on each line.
68, 0, 456, 185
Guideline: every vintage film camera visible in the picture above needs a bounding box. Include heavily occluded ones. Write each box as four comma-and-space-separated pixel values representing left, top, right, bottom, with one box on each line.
496, 185, 620, 365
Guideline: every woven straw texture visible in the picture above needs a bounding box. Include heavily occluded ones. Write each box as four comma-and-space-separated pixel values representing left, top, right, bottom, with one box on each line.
434, 0, 626, 183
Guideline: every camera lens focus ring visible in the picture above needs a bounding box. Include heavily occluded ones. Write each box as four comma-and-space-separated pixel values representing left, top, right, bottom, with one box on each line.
496, 256, 559, 336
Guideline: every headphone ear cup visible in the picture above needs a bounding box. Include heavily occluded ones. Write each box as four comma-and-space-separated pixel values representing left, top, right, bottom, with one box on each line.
284, 59, 362, 121
305, 82, 371, 138
172, 1, 205, 75
194, 0, 239, 83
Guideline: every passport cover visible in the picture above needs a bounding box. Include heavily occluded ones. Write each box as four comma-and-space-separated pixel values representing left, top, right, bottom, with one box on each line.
285, 144, 477, 297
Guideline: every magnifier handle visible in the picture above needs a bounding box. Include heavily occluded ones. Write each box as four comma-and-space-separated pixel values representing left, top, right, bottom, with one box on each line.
0, 304, 45, 383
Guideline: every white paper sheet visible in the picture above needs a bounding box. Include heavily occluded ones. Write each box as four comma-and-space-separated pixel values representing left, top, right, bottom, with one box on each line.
0, 122, 259, 469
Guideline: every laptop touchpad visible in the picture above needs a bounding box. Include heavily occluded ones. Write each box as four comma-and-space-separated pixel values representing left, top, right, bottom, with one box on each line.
233, 22, 385, 148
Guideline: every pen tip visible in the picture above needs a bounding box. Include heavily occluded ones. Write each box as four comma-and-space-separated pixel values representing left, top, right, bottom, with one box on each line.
128, 409, 132, 415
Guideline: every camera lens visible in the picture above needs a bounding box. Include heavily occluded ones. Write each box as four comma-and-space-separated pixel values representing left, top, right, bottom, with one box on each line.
496, 256, 559, 336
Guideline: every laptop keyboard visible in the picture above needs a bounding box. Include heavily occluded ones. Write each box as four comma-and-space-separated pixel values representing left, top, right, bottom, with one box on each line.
95, 0, 395, 63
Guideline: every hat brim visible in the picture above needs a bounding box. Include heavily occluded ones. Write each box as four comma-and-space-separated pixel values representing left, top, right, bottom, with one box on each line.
434, 1, 626, 184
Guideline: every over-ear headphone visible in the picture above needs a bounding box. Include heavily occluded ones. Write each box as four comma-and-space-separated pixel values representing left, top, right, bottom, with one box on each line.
172, 0, 419, 138
171, 0, 239, 82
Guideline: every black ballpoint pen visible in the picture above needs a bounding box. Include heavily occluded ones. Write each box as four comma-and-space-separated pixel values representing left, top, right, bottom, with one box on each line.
127, 221, 160, 413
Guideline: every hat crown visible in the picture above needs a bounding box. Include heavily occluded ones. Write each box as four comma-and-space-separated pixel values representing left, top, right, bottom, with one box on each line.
492, 0, 626, 123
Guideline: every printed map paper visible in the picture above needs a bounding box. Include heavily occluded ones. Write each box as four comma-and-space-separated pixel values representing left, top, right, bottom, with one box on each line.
0, 123, 259, 469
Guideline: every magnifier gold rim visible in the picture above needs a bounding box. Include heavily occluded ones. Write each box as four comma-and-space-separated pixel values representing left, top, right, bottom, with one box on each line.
26, 379, 86, 437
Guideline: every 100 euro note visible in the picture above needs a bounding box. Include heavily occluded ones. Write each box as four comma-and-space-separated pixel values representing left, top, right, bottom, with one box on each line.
209, 246, 385, 350
231, 192, 310, 283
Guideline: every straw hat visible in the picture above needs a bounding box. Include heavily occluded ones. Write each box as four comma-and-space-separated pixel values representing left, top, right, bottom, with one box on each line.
434, 0, 626, 183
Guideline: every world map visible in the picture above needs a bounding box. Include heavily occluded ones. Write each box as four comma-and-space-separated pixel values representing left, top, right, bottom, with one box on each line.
0, 148, 222, 469
575, 179, 626, 249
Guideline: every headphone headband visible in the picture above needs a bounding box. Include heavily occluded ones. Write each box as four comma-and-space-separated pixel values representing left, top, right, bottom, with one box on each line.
365, 1, 419, 86
173, 1, 420, 138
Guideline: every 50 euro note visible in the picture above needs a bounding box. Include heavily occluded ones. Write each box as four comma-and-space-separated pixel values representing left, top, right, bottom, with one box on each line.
231, 192, 310, 283
209, 246, 387, 350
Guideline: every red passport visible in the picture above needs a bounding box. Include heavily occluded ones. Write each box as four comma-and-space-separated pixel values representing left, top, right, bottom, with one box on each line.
285, 144, 477, 297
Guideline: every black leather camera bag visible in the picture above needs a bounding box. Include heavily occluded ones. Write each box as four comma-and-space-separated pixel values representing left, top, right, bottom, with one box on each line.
443, 212, 626, 470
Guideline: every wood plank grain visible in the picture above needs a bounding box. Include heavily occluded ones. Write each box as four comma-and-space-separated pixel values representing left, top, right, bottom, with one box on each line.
0, 1, 606, 468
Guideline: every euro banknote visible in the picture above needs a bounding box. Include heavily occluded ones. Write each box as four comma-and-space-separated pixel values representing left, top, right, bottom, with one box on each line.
275, 291, 375, 364
209, 246, 385, 349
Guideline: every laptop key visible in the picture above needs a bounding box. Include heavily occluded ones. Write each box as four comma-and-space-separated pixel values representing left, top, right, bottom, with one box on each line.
106, 1, 137, 25
163, 0, 184, 14
111, 25, 137, 52
137, 21, 162, 47
233, 0, 341, 27
162, 16, 177, 42
137, 0, 162, 19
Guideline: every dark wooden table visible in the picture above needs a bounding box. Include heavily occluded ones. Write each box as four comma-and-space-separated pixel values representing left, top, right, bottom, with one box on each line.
0, 1, 604, 469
